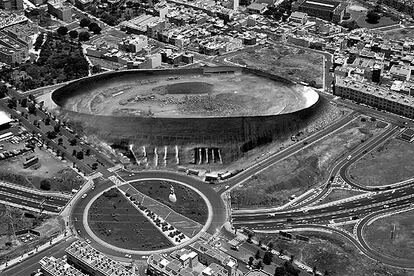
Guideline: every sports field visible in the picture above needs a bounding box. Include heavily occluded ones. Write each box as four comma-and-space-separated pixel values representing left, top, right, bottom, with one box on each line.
59, 72, 317, 118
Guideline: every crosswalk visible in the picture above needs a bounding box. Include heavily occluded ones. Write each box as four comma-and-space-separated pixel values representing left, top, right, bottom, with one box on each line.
108, 175, 124, 186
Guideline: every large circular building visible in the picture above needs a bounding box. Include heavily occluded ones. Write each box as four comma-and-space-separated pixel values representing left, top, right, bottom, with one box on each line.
51, 66, 320, 163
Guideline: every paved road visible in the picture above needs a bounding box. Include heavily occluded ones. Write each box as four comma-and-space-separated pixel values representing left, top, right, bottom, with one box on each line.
0, 185, 68, 207
2, 237, 77, 276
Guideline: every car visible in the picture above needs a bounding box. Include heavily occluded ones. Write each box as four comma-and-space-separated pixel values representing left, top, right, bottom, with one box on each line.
230, 245, 239, 251
81, 193, 87, 199
125, 254, 132, 258
86, 238, 91, 244
77, 230, 81, 235
383, 204, 389, 208
347, 155, 352, 160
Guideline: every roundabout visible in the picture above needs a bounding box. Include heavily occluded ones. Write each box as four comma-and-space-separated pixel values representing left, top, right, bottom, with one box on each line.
70, 171, 226, 259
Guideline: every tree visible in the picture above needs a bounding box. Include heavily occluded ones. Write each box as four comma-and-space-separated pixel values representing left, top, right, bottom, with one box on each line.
28, 103, 36, 114
248, 256, 254, 267
274, 266, 286, 276
76, 151, 84, 160
258, 240, 262, 247
247, 232, 253, 243
54, 124, 60, 133
92, 64, 101, 74
0, 84, 8, 98
255, 260, 263, 270
72, 149, 77, 156
85, 149, 90, 156
78, 31, 90, 42
20, 98, 27, 108
7, 98, 17, 109
80, 17, 91, 28
69, 138, 77, 146
47, 131, 57, 139
44, 117, 51, 125
88, 22, 99, 31
58, 138, 63, 145
69, 30, 78, 39
290, 255, 295, 263
267, 242, 274, 250
263, 251, 273, 265
40, 179, 51, 190
255, 250, 261, 259
366, 10, 381, 24
91, 25, 102, 34
56, 26, 68, 36
92, 162, 98, 170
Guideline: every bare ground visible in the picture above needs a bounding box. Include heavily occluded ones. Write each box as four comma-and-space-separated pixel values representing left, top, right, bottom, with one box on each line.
364, 209, 414, 261
231, 116, 386, 209
348, 138, 414, 186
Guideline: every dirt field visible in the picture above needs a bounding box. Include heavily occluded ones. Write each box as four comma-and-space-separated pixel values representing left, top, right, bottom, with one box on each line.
89, 188, 172, 250
255, 231, 413, 276
318, 189, 364, 205
231, 116, 386, 209
130, 180, 208, 224
384, 28, 414, 40
0, 204, 55, 263
60, 72, 316, 118
348, 138, 414, 186
228, 45, 323, 88
0, 148, 85, 192
364, 209, 414, 261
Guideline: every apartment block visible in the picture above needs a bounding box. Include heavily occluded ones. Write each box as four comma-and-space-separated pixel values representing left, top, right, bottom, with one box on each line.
334, 76, 414, 118
47, 0, 72, 22
65, 241, 138, 276
40, 256, 88, 276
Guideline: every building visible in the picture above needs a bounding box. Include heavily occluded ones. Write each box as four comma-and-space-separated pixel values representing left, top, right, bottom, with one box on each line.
231, 0, 239, 10
246, 2, 267, 14
0, 111, 12, 130
401, 128, 414, 142
40, 256, 88, 276
47, 0, 72, 22
189, 241, 238, 276
2, 22, 38, 48
289, 11, 308, 25
334, 76, 414, 118
65, 241, 138, 276
0, 31, 28, 64
118, 35, 148, 53
293, 0, 345, 23
0, 0, 23, 10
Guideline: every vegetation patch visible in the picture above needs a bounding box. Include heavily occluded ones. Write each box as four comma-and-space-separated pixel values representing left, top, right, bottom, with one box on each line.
89, 188, 172, 250
130, 180, 208, 224
364, 209, 414, 260
348, 138, 414, 186
231, 117, 385, 209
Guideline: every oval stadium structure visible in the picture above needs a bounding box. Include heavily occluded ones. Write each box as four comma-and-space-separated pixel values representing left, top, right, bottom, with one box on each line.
50, 66, 320, 163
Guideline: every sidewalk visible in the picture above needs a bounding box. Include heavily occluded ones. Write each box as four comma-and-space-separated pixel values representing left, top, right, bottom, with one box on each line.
0, 232, 69, 272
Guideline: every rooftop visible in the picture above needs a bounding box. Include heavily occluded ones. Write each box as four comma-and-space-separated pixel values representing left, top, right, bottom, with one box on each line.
40, 256, 88, 276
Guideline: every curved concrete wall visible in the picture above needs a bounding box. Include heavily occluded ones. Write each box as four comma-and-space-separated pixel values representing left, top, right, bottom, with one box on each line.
52, 67, 320, 155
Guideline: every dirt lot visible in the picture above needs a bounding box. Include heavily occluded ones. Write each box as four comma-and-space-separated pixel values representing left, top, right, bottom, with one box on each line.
0, 147, 85, 192
364, 209, 414, 261
89, 188, 172, 250
384, 28, 414, 40
255, 231, 414, 276
348, 138, 414, 186
130, 180, 208, 224
0, 204, 57, 263
228, 45, 323, 88
231, 116, 386, 209
318, 189, 364, 205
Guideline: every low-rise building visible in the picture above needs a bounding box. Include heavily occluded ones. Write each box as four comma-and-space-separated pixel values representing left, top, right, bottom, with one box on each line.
0, 31, 28, 64
118, 35, 148, 53
47, 0, 72, 22
40, 256, 88, 276
65, 241, 138, 276
334, 76, 414, 118
289, 11, 308, 25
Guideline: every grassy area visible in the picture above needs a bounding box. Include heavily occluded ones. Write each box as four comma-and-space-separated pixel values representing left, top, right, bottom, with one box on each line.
348, 138, 414, 186
0, 204, 54, 263
364, 209, 414, 260
384, 28, 414, 40
228, 44, 323, 88
231, 116, 386, 209
0, 148, 85, 192
318, 189, 364, 205
255, 231, 413, 276
130, 180, 208, 224
89, 188, 172, 251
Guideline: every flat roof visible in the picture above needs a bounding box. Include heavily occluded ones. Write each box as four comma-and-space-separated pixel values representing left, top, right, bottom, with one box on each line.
0, 111, 12, 125
300, 0, 340, 11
